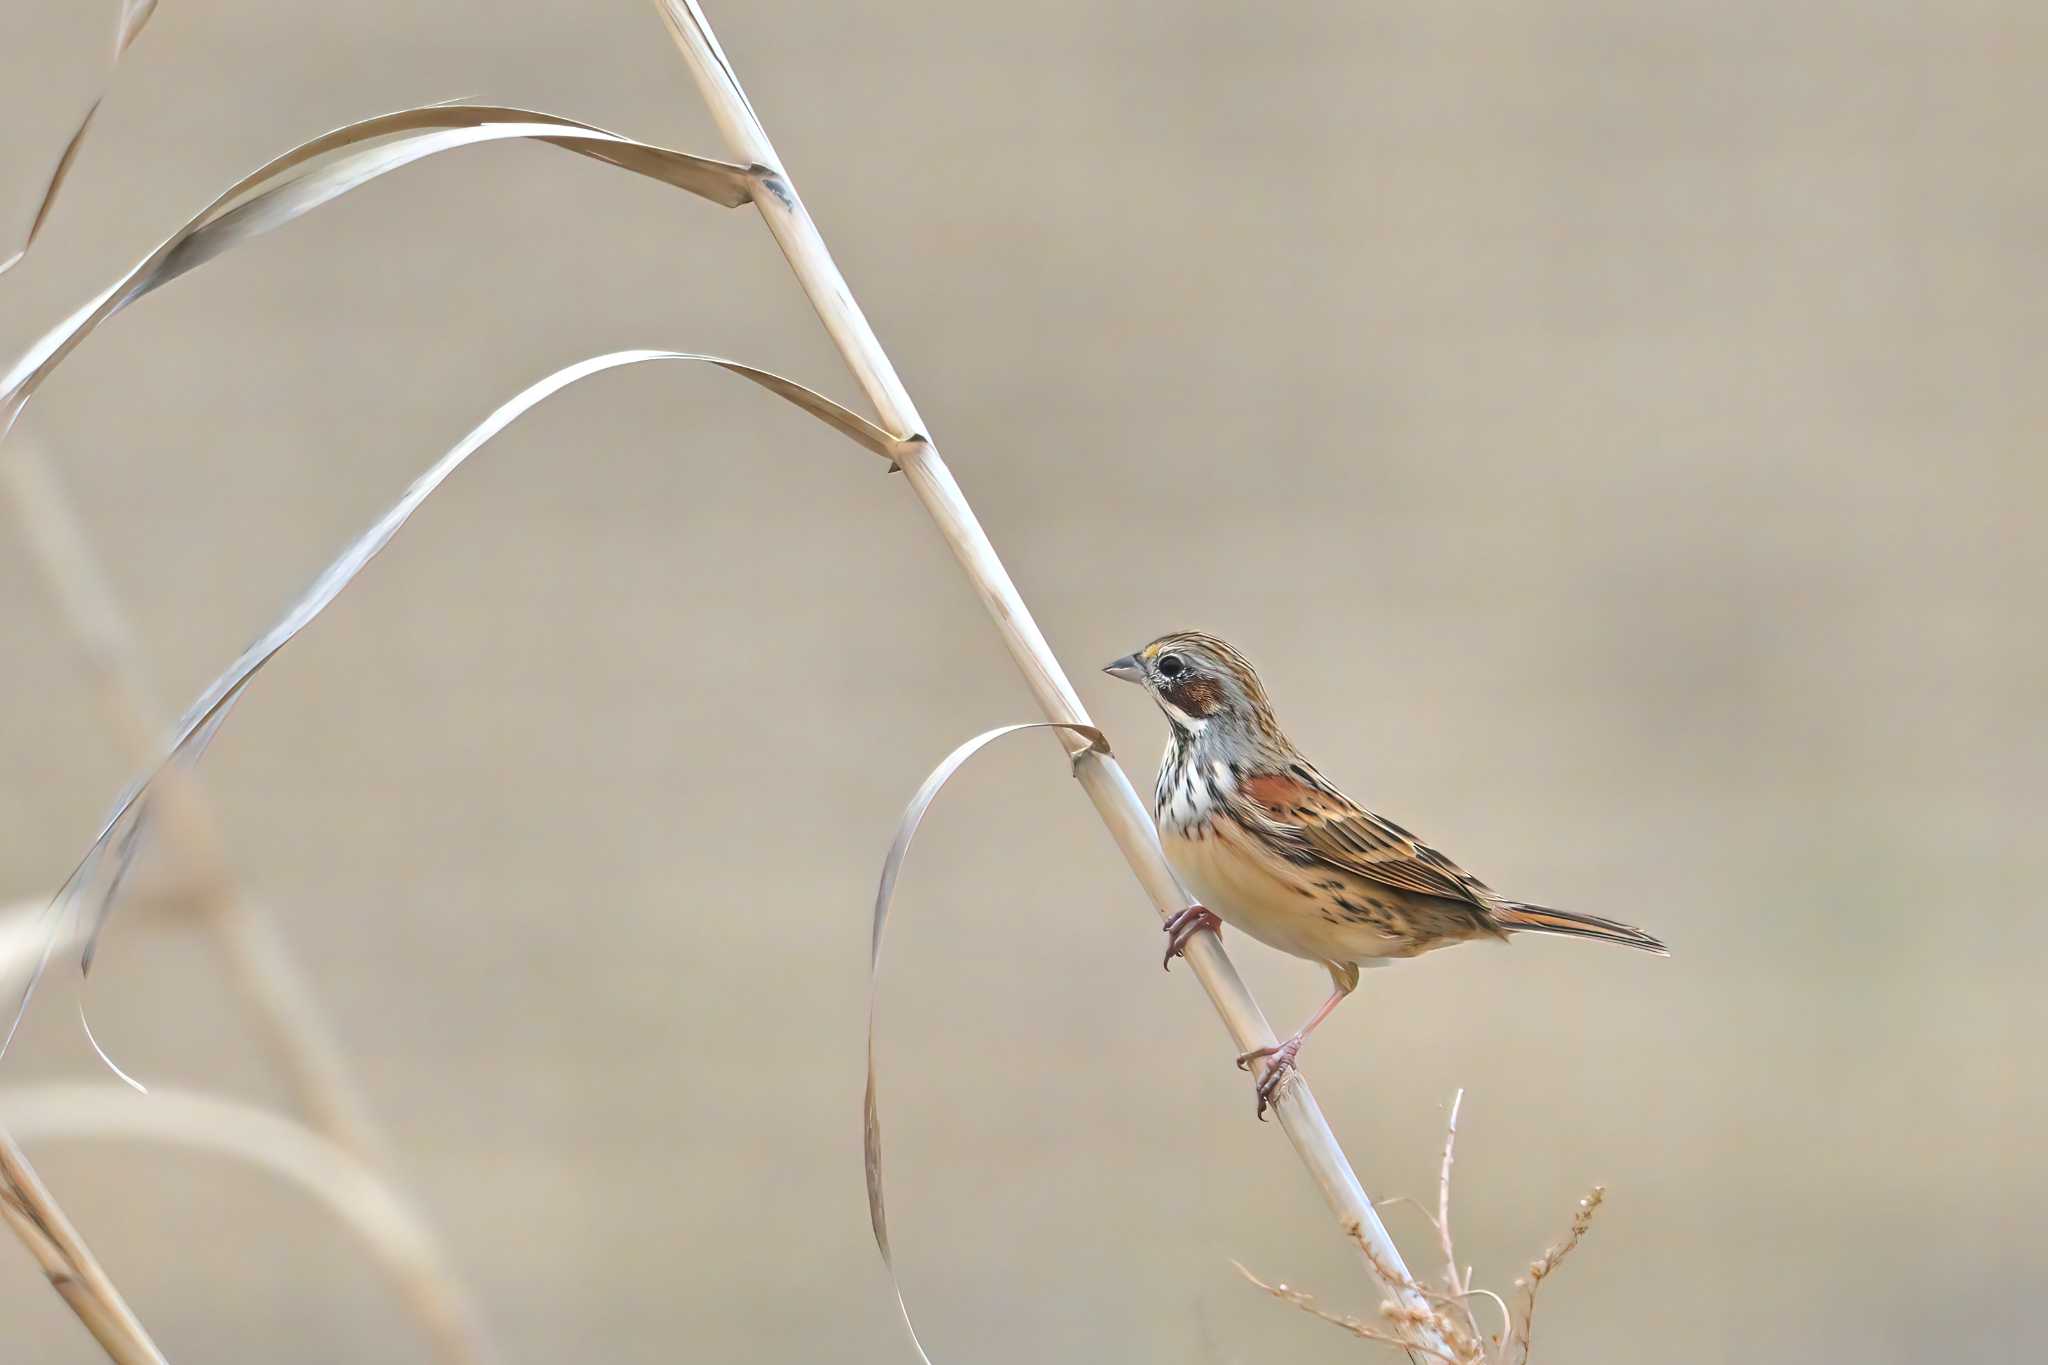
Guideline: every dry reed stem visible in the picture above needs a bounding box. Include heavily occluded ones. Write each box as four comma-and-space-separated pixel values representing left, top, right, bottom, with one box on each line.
0, 1121, 166, 1364
648, 1, 1448, 1352
0, 437, 494, 1364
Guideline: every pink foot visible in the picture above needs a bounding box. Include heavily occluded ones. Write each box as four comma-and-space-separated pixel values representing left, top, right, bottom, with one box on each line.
1161, 905, 1222, 970
1236, 1034, 1304, 1121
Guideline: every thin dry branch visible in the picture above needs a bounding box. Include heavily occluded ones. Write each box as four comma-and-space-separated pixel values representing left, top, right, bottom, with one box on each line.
0, 1122, 166, 1364
1235, 1262, 1460, 1364
1509, 1187, 1605, 1365
1439, 1090, 1465, 1293
648, 1, 1448, 1352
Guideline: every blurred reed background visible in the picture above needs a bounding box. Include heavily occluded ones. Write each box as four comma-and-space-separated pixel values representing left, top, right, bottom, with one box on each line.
2, 1, 2042, 1361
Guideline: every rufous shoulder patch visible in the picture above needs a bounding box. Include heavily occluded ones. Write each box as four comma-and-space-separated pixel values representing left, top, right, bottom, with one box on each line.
1239, 771, 1318, 815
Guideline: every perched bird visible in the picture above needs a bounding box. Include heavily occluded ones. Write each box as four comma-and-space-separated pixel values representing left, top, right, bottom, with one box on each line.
1104, 632, 1666, 1117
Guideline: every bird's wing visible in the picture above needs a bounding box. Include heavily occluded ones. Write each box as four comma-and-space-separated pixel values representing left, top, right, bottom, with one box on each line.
1233, 770, 1499, 909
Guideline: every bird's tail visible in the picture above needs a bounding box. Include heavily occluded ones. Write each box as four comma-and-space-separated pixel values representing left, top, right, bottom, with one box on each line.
1497, 902, 1669, 955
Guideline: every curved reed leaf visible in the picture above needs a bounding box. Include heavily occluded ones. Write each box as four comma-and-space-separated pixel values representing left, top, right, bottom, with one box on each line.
866, 721, 1108, 1365
2, 348, 901, 1063
0, 104, 755, 440
0, 0, 159, 280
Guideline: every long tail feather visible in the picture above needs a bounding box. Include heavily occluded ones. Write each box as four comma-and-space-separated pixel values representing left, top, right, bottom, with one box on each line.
1497, 902, 1669, 955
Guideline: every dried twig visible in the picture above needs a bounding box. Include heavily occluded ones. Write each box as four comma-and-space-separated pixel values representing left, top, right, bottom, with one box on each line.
1428, 1092, 1486, 1348
1235, 1262, 1459, 1363
0, 1122, 166, 1364
1509, 1187, 1605, 1365
1438, 1090, 1465, 1294
648, 1, 1447, 1352
1246, 1099, 1608, 1363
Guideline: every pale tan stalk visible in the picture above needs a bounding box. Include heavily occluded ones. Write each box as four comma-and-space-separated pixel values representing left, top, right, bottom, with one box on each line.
0, 439, 494, 1365
0, 1122, 167, 1364
2, 441, 374, 1152
650, 2, 1445, 1349
5, 1084, 490, 1362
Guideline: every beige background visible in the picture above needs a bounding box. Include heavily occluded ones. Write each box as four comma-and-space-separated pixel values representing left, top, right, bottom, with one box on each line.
3, 2, 2043, 1361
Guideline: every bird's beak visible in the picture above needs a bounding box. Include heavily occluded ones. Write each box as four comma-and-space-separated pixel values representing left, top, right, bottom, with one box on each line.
1102, 654, 1145, 684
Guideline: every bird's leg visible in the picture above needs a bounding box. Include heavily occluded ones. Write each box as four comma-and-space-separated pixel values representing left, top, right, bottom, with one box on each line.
1236, 984, 1352, 1120
1160, 904, 1222, 970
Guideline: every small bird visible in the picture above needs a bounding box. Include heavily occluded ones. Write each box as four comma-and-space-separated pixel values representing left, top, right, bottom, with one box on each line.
1104, 632, 1666, 1117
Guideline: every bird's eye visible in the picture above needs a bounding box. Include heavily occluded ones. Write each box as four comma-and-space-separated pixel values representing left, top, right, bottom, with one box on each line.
1157, 654, 1186, 679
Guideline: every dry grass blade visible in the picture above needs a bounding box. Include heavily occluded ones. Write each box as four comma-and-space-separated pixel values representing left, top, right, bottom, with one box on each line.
1, 348, 899, 1062
865, 721, 1105, 1365
0, 1121, 166, 1364
5, 1084, 489, 1360
0, 0, 160, 280
0, 104, 753, 440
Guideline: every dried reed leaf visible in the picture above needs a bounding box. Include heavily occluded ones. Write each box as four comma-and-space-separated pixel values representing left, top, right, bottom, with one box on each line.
866, 721, 1106, 1365
1, 104, 754, 439
2, 348, 899, 1063
0, 0, 159, 280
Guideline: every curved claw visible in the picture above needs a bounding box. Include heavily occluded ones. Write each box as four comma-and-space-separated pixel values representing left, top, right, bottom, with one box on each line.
1235, 1036, 1303, 1121
1160, 905, 1222, 970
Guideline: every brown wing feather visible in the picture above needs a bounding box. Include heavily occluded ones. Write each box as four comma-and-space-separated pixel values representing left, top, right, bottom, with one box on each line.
1236, 771, 1501, 910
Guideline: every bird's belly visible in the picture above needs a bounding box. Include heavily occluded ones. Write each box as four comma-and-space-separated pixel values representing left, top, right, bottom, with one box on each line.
1162, 819, 1398, 965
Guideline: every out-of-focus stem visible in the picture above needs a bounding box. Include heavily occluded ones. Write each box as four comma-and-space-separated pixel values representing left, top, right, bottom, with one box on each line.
0, 1121, 167, 1364
6, 1085, 491, 1365
0, 439, 493, 1365
2, 441, 376, 1153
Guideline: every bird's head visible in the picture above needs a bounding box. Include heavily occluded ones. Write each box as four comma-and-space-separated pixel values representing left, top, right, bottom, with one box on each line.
1103, 631, 1278, 740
